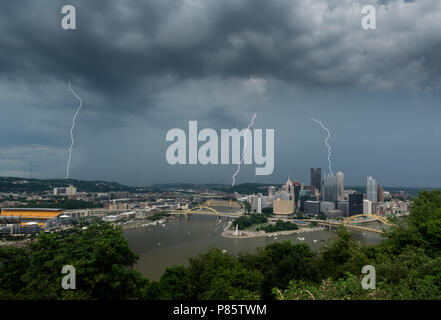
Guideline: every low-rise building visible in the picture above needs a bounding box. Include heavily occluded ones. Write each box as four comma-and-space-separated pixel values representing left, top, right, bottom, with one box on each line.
273, 199, 294, 215
304, 201, 320, 215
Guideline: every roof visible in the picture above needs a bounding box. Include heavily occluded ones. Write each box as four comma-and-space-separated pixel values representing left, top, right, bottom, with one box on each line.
1, 208, 63, 212
0, 208, 64, 219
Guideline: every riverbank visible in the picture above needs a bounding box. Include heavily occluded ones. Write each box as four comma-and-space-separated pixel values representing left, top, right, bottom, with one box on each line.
119, 218, 173, 230
0, 238, 32, 247
222, 226, 326, 239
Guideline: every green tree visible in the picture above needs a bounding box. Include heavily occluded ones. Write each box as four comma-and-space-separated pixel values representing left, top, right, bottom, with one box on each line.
381, 190, 441, 255
158, 265, 191, 300
318, 226, 369, 280
0, 223, 149, 300
187, 248, 262, 299
239, 241, 319, 299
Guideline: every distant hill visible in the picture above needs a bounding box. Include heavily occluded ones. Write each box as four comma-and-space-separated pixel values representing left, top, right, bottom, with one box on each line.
0, 177, 156, 194
152, 183, 281, 195
155, 183, 440, 198
1, 177, 438, 197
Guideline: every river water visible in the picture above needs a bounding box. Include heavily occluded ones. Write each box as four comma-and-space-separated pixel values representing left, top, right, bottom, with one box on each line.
124, 215, 383, 280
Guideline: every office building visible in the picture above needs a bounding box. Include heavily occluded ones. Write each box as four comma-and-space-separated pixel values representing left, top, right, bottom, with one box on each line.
54, 185, 77, 196
303, 185, 319, 199
310, 168, 322, 191
367, 176, 377, 203
363, 199, 373, 214
323, 174, 338, 203
53, 187, 66, 195
377, 184, 384, 203
320, 201, 335, 213
273, 199, 294, 215
348, 193, 363, 216
304, 201, 320, 215
293, 181, 302, 207
337, 200, 349, 217
336, 171, 344, 200
299, 190, 312, 212
252, 194, 263, 213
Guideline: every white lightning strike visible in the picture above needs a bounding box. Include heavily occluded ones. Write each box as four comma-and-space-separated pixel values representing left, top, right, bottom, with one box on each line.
311, 118, 333, 175
232, 113, 256, 187
65, 82, 83, 179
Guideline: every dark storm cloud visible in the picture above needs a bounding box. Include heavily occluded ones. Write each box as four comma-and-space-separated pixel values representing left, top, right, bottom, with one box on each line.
1, 0, 440, 120
1, 0, 441, 186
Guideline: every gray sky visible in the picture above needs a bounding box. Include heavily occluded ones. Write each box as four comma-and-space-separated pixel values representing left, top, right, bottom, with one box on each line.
1, 0, 441, 187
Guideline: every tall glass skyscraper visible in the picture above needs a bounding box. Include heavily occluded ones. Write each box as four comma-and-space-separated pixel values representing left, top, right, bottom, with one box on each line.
367, 176, 378, 203
323, 174, 338, 203
336, 171, 344, 200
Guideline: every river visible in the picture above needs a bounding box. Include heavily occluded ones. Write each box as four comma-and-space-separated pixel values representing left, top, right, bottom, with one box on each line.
124, 215, 383, 280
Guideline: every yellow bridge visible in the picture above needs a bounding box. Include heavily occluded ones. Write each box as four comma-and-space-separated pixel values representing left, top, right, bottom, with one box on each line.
344, 214, 392, 226
171, 200, 243, 217
308, 214, 393, 234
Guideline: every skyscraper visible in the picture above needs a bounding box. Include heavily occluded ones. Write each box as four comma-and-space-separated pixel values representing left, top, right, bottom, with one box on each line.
323, 174, 338, 203
310, 168, 321, 191
336, 171, 344, 200
348, 193, 363, 216
377, 184, 384, 203
367, 176, 378, 203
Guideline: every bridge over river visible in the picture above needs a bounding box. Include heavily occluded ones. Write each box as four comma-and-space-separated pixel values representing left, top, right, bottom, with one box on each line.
304, 214, 396, 234
169, 199, 244, 218
170, 201, 402, 234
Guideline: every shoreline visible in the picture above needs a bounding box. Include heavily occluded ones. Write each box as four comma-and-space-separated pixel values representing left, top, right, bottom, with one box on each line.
120, 218, 173, 230
0, 238, 32, 247
221, 226, 326, 239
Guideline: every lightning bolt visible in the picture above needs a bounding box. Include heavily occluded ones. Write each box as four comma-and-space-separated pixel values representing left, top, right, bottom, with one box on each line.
311, 118, 333, 175
232, 113, 256, 187
65, 82, 83, 179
